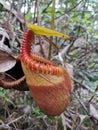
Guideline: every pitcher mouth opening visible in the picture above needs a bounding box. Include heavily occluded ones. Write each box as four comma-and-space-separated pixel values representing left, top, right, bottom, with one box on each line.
6, 60, 24, 79
0, 60, 28, 91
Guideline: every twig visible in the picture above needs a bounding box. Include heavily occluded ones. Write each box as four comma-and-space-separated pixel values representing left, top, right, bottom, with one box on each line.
42, 1, 52, 13
6, 114, 26, 126
88, 86, 98, 102
52, 44, 72, 61
72, 92, 88, 114
73, 78, 98, 96
56, 0, 83, 19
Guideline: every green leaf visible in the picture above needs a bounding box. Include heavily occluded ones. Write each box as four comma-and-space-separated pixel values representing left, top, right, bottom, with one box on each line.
0, 91, 4, 97
25, 13, 32, 20
32, 107, 44, 117
85, 81, 95, 88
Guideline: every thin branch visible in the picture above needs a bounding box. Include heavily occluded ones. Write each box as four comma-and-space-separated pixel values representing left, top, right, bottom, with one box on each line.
42, 1, 52, 13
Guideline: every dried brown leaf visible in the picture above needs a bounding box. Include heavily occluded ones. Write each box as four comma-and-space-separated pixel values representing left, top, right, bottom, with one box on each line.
1, 21, 14, 41
0, 49, 16, 72
89, 103, 98, 120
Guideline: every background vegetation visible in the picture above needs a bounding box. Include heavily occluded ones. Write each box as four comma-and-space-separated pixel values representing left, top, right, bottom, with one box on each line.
0, 0, 98, 130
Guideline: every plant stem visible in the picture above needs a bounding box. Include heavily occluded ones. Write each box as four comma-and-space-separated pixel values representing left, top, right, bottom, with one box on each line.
48, 0, 55, 59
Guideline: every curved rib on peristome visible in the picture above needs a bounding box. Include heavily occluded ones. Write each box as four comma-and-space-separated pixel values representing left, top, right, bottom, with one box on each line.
20, 29, 64, 75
